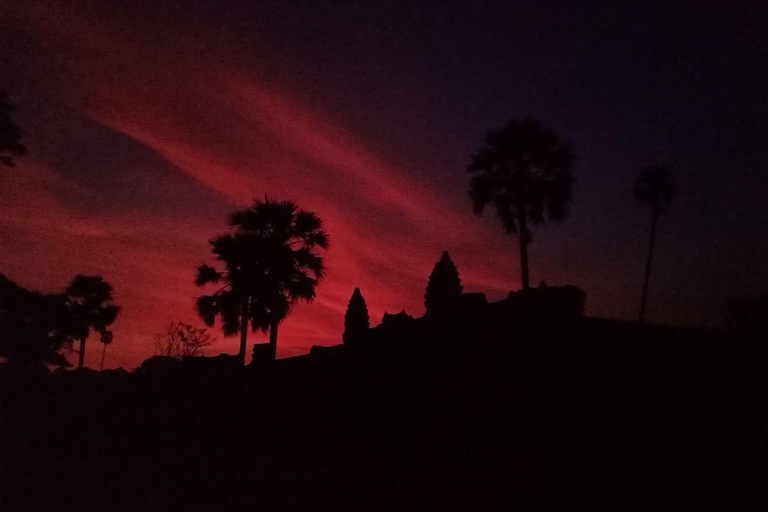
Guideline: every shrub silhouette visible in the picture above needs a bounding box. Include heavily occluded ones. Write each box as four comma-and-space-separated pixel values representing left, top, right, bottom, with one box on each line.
468, 117, 574, 289
196, 197, 328, 363
634, 165, 678, 323
343, 287, 369, 345
424, 251, 463, 318
0, 91, 26, 167
153, 322, 214, 359
65, 275, 120, 370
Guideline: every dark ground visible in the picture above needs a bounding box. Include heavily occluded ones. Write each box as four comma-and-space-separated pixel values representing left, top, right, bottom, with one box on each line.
1, 318, 765, 511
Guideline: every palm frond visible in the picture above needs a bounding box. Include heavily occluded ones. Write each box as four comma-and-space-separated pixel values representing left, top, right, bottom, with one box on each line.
221, 306, 241, 336
195, 294, 219, 327
95, 304, 120, 329
287, 273, 318, 303
306, 229, 330, 249
294, 248, 325, 279
293, 210, 322, 237
65, 275, 114, 304
467, 117, 575, 240
195, 263, 223, 287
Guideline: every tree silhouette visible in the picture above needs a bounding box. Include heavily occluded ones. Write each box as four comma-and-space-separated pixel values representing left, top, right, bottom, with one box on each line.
0, 91, 27, 168
634, 165, 678, 323
196, 198, 328, 363
153, 322, 214, 358
468, 117, 574, 289
64, 275, 120, 370
98, 330, 113, 371
0, 273, 71, 367
424, 251, 463, 317
195, 234, 287, 365
343, 288, 369, 345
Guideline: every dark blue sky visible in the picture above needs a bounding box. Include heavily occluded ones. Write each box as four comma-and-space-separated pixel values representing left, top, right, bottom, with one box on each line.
191, 0, 768, 324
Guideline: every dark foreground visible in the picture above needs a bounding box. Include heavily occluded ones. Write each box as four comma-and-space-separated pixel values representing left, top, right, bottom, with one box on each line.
2, 318, 765, 511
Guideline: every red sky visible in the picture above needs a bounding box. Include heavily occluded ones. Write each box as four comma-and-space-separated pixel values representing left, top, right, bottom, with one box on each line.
2, 0, 765, 368
1, 1, 529, 368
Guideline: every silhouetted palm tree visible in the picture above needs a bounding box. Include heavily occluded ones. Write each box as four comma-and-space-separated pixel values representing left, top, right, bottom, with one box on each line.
196, 198, 328, 363
196, 234, 287, 365
634, 166, 678, 323
65, 275, 120, 370
468, 118, 574, 289
0, 91, 27, 167
99, 330, 113, 371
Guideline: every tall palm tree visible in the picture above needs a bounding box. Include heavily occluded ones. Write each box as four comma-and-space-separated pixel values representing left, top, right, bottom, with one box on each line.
196, 198, 328, 364
195, 233, 289, 365
99, 330, 113, 371
468, 118, 575, 289
64, 275, 120, 370
634, 166, 678, 323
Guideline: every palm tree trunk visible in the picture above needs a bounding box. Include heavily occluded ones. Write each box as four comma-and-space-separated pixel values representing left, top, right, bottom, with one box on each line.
269, 321, 278, 361
77, 337, 86, 370
639, 210, 659, 323
518, 215, 530, 290
239, 300, 248, 365
100, 343, 107, 371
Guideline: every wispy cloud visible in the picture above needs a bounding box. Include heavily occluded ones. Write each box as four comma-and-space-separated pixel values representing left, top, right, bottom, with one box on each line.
2, 0, 525, 368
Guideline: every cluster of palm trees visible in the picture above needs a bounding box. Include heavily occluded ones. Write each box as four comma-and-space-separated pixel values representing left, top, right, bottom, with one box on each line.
468, 117, 678, 323
0, 273, 119, 370
65, 275, 120, 370
195, 198, 329, 365
200, 118, 677, 364
4, 88, 680, 368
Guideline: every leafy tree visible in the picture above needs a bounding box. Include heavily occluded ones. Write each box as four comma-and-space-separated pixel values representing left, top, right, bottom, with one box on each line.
424, 251, 463, 317
634, 165, 678, 323
0, 274, 71, 367
153, 322, 214, 358
65, 275, 120, 370
343, 288, 370, 345
0, 91, 27, 167
196, 198, 328, 363
468, 117, 574, 289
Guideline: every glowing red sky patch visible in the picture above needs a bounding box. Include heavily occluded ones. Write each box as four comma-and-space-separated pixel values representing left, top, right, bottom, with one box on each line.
1, 1, 529, 368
